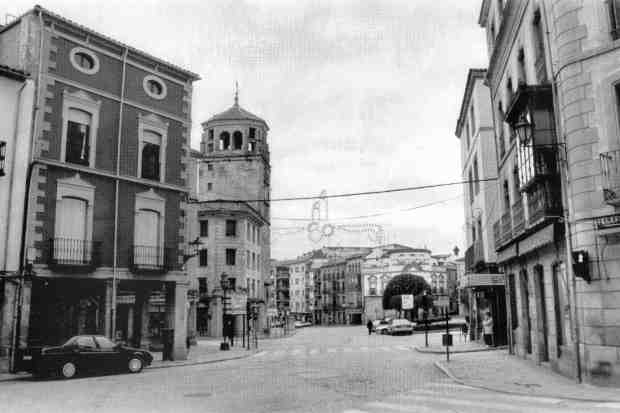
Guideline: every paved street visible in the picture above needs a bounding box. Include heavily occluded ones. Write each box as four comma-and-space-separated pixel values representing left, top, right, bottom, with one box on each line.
0, 327, 615, 413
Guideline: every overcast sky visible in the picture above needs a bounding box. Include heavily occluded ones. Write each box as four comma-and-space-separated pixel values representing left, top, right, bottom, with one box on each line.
9, 0, 488, 260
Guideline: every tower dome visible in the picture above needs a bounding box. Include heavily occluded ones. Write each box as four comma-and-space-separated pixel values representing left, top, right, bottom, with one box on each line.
204, 86, 268, 129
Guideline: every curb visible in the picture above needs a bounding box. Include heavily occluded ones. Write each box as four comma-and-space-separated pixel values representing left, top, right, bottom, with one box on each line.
149, 350, 257, 370
415, 345, 507, 354
433, 361, 620, 403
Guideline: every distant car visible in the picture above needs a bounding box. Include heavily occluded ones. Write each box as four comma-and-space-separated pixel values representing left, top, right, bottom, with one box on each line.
386, 319, 414, 335
373, 319, 391, 334
20, 335, 153, 379
294, 321, 312, 328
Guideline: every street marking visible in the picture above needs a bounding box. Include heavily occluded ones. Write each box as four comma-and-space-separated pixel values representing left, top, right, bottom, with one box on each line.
391, 394, 567, 412
404, 389, 564, 406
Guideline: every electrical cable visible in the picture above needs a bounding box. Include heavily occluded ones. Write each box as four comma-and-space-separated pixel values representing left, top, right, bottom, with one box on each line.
188, 178, 496, 204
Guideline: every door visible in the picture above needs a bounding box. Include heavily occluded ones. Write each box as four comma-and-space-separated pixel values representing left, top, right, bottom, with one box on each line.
520, 270, 532, 354
135, 209, 161, 267
55, 197, 88, 263
536, 266, 549, 361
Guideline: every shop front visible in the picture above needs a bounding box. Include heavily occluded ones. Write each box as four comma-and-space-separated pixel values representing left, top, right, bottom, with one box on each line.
460, 273, 507, 346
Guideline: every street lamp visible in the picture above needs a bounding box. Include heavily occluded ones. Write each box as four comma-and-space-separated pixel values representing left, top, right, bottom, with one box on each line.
513, 111, 533, 144
220, 272, 230, 351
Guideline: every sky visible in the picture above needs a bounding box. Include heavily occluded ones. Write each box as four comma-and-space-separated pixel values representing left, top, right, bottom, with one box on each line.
8, 0, 489, 260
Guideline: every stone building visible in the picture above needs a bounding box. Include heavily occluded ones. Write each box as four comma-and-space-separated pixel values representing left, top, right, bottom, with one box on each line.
186, 91, 271, 339
479, 0, 620, 385
0, 65, 35, 372
344, 254, 365, 325
0, 6, 199, 364
455, 67, 506, 345
317, 259, 347, 325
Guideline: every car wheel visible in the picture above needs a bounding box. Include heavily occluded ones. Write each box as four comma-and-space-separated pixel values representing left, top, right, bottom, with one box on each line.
60, 361, 76, 379
128, 357, 143, 373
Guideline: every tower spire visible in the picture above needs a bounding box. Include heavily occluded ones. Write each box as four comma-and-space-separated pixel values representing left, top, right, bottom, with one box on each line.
234, 81, 239, 107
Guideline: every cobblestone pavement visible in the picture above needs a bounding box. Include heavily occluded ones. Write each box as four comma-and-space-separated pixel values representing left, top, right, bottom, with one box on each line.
0, 327, 616, 412
436, 349, 620, 403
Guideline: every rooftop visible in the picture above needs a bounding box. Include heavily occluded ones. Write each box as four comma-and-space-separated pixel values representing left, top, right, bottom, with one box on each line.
203, 90, 268, 129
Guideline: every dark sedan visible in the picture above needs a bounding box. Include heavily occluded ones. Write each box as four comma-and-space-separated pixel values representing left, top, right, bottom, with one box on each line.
22, 335, 153, 379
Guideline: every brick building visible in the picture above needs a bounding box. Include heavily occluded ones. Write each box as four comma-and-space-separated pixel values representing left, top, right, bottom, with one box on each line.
0, 6, 199, 364
186, 91, 271, 339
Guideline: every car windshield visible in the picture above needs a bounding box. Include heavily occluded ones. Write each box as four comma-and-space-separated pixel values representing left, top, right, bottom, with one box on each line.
62, 337, 77, 347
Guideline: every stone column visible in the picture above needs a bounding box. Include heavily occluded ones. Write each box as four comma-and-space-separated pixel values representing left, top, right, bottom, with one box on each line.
209, 294, 223, 338
104, 279, 114, 338
168, 282, 188, 360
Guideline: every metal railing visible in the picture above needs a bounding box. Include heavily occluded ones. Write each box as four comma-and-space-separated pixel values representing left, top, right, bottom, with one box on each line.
601, 150, 620, 204
500, 210, 512, 246
49, 238, 101, 267
130, 245, 172, 272
528, 186, 562, 224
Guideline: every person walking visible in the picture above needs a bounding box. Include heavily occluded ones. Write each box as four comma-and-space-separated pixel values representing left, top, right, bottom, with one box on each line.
366, 320, 373, 335
482, 311, 494, 347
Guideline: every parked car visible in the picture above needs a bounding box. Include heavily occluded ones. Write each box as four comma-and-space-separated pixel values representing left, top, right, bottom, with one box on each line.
19, 335, 153, 379
294, 321, 312, 328
373, 319, 391, 334
386, 319, 414, 335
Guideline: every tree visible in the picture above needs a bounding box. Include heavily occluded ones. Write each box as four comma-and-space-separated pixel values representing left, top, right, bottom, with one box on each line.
382, 273, 431, 310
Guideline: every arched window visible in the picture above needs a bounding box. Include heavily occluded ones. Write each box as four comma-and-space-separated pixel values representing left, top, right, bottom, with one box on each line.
141, 130, 161, 181
65, 108, 92, 166
220, 132, 230, 150
380, 275, 390, 294
233, 131, 243, 150
368, 276, 377, 295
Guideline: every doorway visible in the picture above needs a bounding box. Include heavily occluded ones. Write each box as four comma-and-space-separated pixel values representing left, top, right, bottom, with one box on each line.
520, 269, 532, 354
535, 265, 549, 362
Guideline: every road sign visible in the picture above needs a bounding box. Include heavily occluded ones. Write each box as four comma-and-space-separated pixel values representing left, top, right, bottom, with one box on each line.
401, 294, 414, 310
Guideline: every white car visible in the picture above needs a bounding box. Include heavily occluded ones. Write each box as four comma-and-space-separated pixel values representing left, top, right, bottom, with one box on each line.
294, 321, 312, 328
386, 319, 414, 335
373, 319, 391, 334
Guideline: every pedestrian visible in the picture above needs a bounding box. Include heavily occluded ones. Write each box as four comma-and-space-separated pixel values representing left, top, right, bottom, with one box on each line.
366, 320, 373, 335
483, 311, 494, 346
461, 319, 469, 342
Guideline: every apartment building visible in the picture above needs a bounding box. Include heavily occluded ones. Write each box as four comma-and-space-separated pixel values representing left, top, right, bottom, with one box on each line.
479, 0, 620, 385
456, 67, 507, 345
0, 65, 35, 372
0, 6, 199, 365
186, 91, 271, 339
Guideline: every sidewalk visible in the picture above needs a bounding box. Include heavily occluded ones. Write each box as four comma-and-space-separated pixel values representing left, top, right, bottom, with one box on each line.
413, 330, 505, 354
435, 349, 620, 403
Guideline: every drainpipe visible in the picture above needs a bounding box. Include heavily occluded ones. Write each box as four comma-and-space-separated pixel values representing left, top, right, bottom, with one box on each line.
541, 2, 582, 383
111, 47, 129, 339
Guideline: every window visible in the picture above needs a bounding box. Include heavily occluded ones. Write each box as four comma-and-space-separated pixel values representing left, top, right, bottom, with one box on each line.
199, 278, 207, 294
200, 220, 209, 237
226, 220, 237, 237
220, 132, 230, 150
141, 131, 161, 180
134, 189, 165, 267
94, 336, 116, 350
226, 248, 236, 266
233, 131, 243, 150
207, 163, 213, 171
247, 250, 251, 269
207, 143, 214, 153
473, 157, 480, 195
69, 47, 100, 75
207, 182, 213, 191
513, 166, 521, 200
506, 77, 513, 106
247, 222, 251, 241
249, 128, 256, 140
143, 75, 167, 99
533, 10, 548, 83
138, 114, 168, 183
368, 276, 377, 295
503, 179, 510, 210
248, 141, 255, 152
199, 249, 208, 267
517, 48, 526, 86
610, 0, 620, 39
61, 90, 101, 167
65, 111, 93, 165
0, 141, 5, 176
208, 129, 214, 140
76, 336, 96, 349
497, 102, 506, 158
252, 252, 256, 270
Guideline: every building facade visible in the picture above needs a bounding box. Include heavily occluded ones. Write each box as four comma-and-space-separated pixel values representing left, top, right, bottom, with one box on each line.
456, 67, 507, 345
0, 65, 35, 372
317, 259, 346, 325
186, 91, 271, 339
479, 0, 620, 385
344, 254, 364, 325
0, 6, 200, 366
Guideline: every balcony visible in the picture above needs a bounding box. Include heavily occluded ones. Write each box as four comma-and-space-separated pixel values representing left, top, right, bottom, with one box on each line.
518, 145, 559, 192
528, 184, 562, 225
465, 241, 485, 272
129, 245, 173, 273
48, 238, 102, 271
500, 210, 512, 246
512, 198, 525, 235
601, 150, 620, 205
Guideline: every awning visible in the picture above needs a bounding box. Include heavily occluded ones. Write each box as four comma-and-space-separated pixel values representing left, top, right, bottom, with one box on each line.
460, 273, 505, 288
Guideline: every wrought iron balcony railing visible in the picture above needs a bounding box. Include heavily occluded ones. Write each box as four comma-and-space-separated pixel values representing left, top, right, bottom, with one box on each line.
601, 150, 620, 205
48, 238, 102, 269
528, 185, 562, 225
129, 245, 172, 273
500, 210, 512, 246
